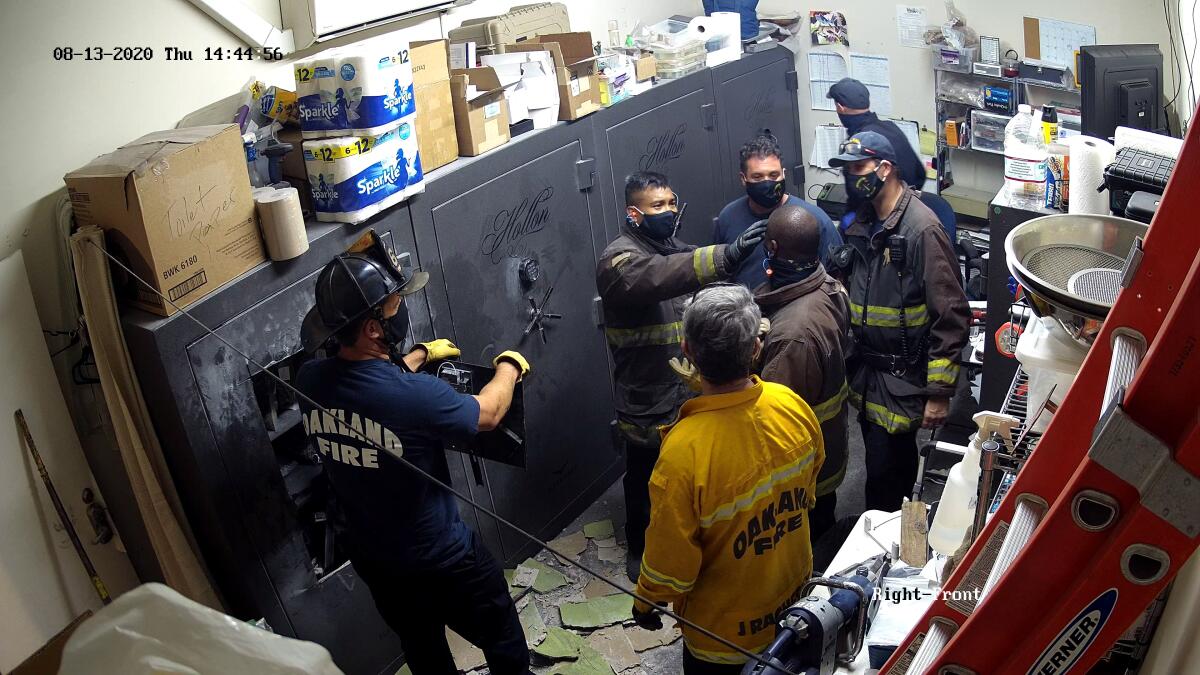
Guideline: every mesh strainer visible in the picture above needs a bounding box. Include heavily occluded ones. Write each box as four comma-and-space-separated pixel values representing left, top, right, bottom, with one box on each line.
1005, 214, 1147, 345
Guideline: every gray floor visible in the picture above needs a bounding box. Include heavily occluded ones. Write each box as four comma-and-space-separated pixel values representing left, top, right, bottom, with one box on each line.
510, 423, 872, 675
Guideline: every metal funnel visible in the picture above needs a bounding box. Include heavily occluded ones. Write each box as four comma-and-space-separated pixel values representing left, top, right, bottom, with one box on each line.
1005, 214, 1147, 345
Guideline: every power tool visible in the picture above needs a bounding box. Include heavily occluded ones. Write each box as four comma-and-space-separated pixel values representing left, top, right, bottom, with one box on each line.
742, 554, 889, 675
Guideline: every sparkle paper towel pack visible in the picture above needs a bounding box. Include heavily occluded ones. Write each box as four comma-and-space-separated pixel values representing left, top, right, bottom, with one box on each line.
296, 36, 417, 138
304, 121, 425, 223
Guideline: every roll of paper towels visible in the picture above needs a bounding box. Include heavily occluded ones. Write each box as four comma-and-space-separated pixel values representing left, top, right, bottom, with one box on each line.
296, 36, 416, 139
256, 187, 308, 261
690, 12, 741, 68
295, 53, 344, 138
1114, 126, 1183, 160
335, 38, 416, 136
1066, 136, 1116, 216
303, 121, 425, 224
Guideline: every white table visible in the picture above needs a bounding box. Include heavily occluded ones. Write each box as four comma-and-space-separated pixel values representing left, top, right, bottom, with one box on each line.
822, 510, 939, 675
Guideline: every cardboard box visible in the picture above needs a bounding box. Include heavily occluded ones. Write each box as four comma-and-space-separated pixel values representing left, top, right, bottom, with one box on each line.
412, 40, 459, 172
64, 124, 266, 316
635, 54, 657, 82
481, 49, 560, 129
508, 32, 601, 121
450, 67, 512, 156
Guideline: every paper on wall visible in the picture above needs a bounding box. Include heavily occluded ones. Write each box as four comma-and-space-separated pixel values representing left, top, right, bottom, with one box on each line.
867, 85, 893, 115
892, 119, 922, 158
896, 5, 928, 49
808, 51, 848, 111
810, 124, 848, 168
809, 51, 848, 81
850, 53, 890, 87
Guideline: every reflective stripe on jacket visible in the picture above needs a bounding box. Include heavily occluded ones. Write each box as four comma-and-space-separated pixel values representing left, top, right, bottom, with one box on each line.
841, 188, 970, 434
634, 378, 824, 664
596, 227, 730, 431
755, 267, 852, 496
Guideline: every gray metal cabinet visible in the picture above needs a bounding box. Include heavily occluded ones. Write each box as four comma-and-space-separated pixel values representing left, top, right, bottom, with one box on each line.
122, 211, 426, 675
711, 45, 805, 202
593, 71, 723, 246
410, 123, 622, 565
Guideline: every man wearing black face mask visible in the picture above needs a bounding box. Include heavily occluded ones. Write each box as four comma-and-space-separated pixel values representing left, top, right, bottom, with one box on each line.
754, 205, 851, 546
713, 134, 842, 288
829, 133, 969, 513
827, 78, 926, 192
297, 232, 533, 675
597, 171, 763, 582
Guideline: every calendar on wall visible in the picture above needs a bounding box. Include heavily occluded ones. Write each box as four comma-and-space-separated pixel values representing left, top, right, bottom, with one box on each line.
1023, 16, 1097, 68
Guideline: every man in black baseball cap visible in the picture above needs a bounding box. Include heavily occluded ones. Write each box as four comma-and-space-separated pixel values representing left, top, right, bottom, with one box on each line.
827, 78, 926, 190
829, 132, 970, 514
296, 230, 535, 674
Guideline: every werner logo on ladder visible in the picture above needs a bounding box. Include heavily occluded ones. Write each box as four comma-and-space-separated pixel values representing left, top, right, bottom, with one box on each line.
881, 107, 1200, 674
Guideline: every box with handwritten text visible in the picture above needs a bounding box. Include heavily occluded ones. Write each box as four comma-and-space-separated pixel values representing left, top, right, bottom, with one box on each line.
65, 124, 266, 316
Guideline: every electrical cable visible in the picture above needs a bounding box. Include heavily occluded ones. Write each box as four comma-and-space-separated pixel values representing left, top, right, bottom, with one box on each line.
84, 238, 805, 675
1164, 0, 1184, 130
1191, 0, 1199, 111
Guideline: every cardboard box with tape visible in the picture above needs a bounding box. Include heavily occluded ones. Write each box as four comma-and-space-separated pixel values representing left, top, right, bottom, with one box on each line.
507, 32, 601, 121
450, 67, 513, 156
64, 124, 266, 316
411, 40, 459, 173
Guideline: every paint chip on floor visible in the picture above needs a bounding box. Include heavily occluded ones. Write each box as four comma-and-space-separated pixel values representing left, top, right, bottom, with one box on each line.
583, 519, 615, 539
559, 594, 635, 629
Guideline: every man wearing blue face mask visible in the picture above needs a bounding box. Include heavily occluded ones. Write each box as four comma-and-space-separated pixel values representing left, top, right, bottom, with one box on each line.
828, 78, 927, 192
597, 171, 764, 581
713, 134, 842, 289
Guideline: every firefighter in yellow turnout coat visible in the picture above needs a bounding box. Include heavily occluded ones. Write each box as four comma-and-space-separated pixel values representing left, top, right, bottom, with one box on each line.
632, 284, 824, 674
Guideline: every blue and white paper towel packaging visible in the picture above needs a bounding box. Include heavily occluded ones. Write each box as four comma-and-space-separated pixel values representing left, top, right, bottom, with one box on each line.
297, 34, 423, 223
303, 120, 425, 224
296, 36, 417, 138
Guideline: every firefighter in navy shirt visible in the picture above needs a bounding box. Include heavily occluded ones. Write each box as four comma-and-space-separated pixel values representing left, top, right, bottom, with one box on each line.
296, 232, 533, 674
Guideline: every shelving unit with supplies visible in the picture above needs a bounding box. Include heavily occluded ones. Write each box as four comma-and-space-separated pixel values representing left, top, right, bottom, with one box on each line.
934, 56, 1084, 222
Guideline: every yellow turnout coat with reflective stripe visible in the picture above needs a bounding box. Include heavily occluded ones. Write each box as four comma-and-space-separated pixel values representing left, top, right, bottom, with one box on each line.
635, 378, 824, 664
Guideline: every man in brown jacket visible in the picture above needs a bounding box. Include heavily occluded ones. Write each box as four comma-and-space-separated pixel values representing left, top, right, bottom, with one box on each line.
755, 204, 852, 544
596, 171, 766, 581
829, 131, 969, 511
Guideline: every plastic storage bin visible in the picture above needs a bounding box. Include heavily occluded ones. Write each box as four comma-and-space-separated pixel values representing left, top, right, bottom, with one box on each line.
933, 45, 978, 73
638, 19, 696, 49
970, 109, 1012, 154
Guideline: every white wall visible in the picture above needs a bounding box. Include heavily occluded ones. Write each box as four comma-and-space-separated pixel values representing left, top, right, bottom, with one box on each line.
1175, 0, 1199, 129
0, 252, 139, 671
756, 0, 1178, 195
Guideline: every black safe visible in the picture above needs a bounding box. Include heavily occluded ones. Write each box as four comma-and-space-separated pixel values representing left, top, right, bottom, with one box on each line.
102, 46, 802, 675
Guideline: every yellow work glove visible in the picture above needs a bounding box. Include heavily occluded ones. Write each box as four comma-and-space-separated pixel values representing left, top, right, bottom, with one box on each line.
669, 357, 703, 392
493, 350, 531, 381
416, 338, 461, 362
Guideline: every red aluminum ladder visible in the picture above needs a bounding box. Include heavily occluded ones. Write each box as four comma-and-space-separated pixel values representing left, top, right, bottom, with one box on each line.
881, 116, 1200, 675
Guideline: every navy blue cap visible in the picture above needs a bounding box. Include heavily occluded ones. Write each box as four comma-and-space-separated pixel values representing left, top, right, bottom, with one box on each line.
827, 78, 870, 109
828, 131, 897, 167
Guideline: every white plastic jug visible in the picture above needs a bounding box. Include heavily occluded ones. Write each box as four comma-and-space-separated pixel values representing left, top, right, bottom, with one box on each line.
1015, 317, 1088, 433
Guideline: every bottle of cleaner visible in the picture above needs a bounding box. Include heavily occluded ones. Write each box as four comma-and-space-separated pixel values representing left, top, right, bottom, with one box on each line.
928, 412, 1020, 556
1041, 105, 1059, 145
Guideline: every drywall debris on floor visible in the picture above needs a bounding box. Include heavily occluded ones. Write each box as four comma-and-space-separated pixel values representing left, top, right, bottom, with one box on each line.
559, 595, 635, 629
583, 520, 615, 539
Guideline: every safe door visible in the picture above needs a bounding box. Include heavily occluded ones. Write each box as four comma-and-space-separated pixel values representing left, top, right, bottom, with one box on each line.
712, 47, 806, 202
413, 133, 621, 565
594, 73, 725, 246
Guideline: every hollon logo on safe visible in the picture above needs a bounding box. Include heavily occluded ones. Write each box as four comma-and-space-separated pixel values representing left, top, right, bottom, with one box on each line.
480, 187, 553, 264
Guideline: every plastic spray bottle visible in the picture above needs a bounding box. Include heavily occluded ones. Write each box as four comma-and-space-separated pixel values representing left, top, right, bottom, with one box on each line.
928, 412, 1020, 556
